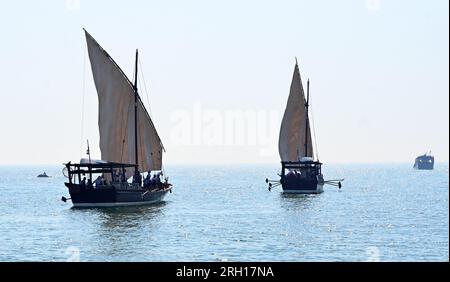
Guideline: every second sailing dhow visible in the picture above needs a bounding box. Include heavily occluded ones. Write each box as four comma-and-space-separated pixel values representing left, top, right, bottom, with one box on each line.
62, 29, 172, 207
266, 60, 343, 193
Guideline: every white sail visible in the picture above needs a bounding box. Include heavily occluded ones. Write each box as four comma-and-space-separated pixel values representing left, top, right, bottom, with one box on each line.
278, 62, 314, 162
85, 30, 163, 177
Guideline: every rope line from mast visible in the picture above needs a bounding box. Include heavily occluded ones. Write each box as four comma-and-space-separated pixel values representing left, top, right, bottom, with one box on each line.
80, 42, 87, 159
310, 85, 320, 161
138, 56, 167, 177
138, 56, 153, 120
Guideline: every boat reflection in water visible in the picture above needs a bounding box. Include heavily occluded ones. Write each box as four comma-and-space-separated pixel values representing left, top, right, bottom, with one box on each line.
68, 202, 167, 232
98, 203, 167, 229
279, 193, 318, 211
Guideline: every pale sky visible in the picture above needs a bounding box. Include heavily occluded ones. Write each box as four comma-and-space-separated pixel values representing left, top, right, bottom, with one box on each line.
0, 0, 448, 165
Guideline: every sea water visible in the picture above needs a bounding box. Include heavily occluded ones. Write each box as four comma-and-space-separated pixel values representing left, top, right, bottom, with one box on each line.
0, 163, 448, 261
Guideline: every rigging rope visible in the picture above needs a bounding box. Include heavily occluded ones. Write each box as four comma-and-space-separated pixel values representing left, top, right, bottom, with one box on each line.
80, 44, 87, 158
138, 56, 167, 177
138, 56, 153, 119
310, 86, 320, 161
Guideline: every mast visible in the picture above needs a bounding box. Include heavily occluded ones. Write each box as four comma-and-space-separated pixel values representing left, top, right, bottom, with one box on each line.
86, 140, 91, 164
134, 49, 139, 171
87, 139, 92, 183
304, 79, 310, 158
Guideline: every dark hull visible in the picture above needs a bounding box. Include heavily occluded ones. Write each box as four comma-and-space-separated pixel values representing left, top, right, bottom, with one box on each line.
281, 178, 324, 194
279, 160, 324, 194
65, 183, 170, 207
414, 156, 434, 170
414, 162, 434, 170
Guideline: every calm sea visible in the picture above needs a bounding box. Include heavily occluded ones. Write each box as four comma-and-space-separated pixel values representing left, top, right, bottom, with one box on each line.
0, 163, 448, 262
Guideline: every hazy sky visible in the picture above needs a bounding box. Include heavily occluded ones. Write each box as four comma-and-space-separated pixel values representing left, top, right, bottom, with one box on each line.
0, 0, 448, 165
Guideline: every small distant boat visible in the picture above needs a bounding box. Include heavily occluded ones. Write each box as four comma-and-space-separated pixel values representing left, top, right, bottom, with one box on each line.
37, 172, 50, 178
266, 59, 343, 193
414, 151, 434, 170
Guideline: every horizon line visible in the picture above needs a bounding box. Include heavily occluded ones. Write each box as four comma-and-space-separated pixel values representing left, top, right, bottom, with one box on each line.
0, 161, 448, 167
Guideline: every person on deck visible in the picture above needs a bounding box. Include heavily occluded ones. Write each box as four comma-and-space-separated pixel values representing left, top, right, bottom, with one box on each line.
113, 170, 120, 182
286, 170, 294, 179
155, 172, 162, 186
144, 171, 151, 188
133, 171, 142, 186
80, 177, 86, 188
94, 176, 103, 187
148, 173, 156, 189
120, 169, 127, 183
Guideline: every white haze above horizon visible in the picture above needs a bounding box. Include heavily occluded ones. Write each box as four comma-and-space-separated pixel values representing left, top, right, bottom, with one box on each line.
0, 0, 448, 165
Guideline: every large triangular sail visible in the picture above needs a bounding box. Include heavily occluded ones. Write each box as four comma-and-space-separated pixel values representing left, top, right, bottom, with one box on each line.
278, 62, 314, 162
84, 30, 163, 176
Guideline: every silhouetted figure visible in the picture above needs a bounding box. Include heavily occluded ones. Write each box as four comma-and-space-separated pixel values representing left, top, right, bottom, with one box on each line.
120, 169, 127, 183
133, 170, 142, 186
144, 171, 151, 188
94, 176, 103, 187
80, 177, 86, 188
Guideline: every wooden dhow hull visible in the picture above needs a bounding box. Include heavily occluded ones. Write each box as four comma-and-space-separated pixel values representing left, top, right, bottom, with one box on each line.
281, 181, 324, 194
65, 183, 171, 208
